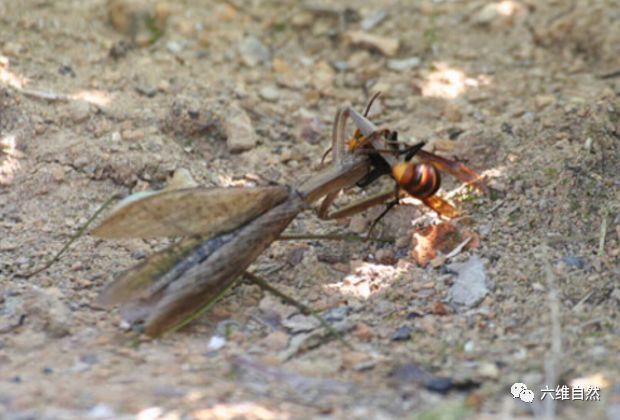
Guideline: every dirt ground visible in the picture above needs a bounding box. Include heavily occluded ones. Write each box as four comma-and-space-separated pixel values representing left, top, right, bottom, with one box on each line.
1, 1, 619, 419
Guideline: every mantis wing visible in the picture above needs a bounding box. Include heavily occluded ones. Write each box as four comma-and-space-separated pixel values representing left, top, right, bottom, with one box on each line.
96, 185, 291, 305
91, 186, 290, 239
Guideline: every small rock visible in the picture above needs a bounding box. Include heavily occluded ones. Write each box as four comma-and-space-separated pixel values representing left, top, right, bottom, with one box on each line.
432, 301, 449, 316
390, 363, 468, 395
272, 57, 291, 74
160, 96, 223, 141
121, 129, 145, 142
80, 353, 99, 365
425, 377, 454, 394
390, 363, 430, 383
238, 36, 271, 67
207, 335, 226, 351
259, 85, 279, 102
67, 100, 91, 124
375, 248, 395, 265
395, 234, 410, 248
535, 94, 555, 110
349, 214, 369, 234
346, 31, 400, 56
304, 89, 321, 106
166, 40, 184, 54
135, 84, 158, 97
51, 165, 65, 182
392, 325, 412, 341
352, 322, 373, 341
225, 103, 256, 153
472, 3, 499, 26
261, 330, 289, 351
342, 351, 372, 369
109, 39, 134, 59
23, 286, 72, 337
58, 64, 75, 77
295, 109, 324, 144
387, 56, 421, 72
87, 403, 116, 419
348, 50, 372, 68
110, 131, 122, 142
447, 255, 489, 308
322, 306, 349, 323
444, 102, 463, 123
311, 61, 335, 91
291, 12, 313, 28
360, 10, 387, 31
590, 345, 607, 359
158, 79, 170, 93
153, 385, 187, 398
478, 362, 499, 379
331, 60, 348, 72
282, 314, 320, 334
561, 255, 585, 269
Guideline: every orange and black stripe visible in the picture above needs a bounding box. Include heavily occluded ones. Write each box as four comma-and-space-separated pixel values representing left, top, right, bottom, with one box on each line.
391, 162, 440, 199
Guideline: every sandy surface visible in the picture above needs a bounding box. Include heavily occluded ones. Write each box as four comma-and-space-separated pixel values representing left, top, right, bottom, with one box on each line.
1, 1, 619, 419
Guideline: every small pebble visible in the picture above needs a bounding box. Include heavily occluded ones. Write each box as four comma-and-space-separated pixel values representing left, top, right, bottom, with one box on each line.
225, 103, 257, 153
444, 102, 463, 123
360, 10, 387, 31
323, 306, 349, 323
259, 85, 280, 102
375, 248, 395, 265
447, 256, 489, 308
349, 214, 369, 234
352, 322, 373, 341
331, 60, 349, 72
346, 31, 400, 56
561, 255, 585, 269
535, 94, 555, 110
261, 330, 289, 351
238, 36, 271, 67
391, 325, 412, 341
51, 165, 65, 182
342, 351, 372, 369
67, 100, 91, 124
166, 40, 184, 54
207, 335, 226, 351
472, 3, 499, 26
387, 56, 421, 72
121, 129, 145, 142
425, 377, 453, 394
80, 353, 99, 365
87, 403, 116, 419
282, 314, 320, 333
135, 85, 158, 97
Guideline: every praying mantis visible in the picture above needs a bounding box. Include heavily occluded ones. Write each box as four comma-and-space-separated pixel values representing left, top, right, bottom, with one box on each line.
67, 96, 486, 337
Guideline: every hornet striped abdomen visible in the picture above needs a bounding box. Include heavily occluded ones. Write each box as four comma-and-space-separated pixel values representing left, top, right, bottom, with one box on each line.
391, 161, 441, 199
